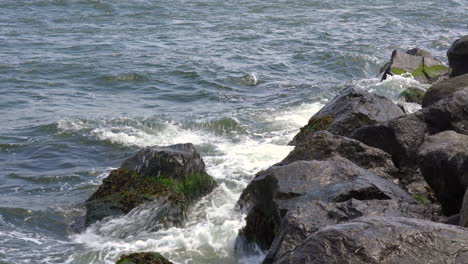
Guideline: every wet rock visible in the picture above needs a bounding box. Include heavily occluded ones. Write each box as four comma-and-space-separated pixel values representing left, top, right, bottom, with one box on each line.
418, 131, 468, 215
448, 35, 468, 77
290, 87, 404, 145
422, 73, 468, 107
116, 252, 172, 264
264, 199, 443, 264
273, 216, 468, 264
280, 131, 397, 180
236, 157, 414, 251
85, 143, 216, 226
380, 48, 449, 84
460, 189, 468, 227
398, 87, 426, 104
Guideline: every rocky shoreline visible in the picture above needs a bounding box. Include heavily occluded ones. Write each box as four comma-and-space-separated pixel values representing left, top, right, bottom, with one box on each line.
84, 35, 468, 264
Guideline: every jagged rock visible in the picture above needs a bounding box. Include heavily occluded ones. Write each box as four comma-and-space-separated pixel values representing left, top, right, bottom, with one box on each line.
398, 87, 426, 104
380, 48, 449, 84
273, 216, 468, 264
422, 73, 468, 107
418, 131, 468, 215
85, 143, 216, 226
448, 35, 468, 77
460, 189, 468, 227
264, 199, 443, 264
236, 157, 414, 252
290, 87, 404, 145
280, 131, 397, 180
116, 252, 172, 264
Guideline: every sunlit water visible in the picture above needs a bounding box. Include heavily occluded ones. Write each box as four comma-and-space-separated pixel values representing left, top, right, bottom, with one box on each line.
0, 0, 466, 263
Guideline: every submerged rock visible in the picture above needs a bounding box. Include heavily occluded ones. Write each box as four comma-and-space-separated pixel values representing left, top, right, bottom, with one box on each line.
116, 252, 172, 264
290, 87, 404, 145
418, 131, 468, 215
422, 73, 468, 107
274, 216, 468, 264
448, 35, 468, 77
398, 87, 426, 104
236, 156, 414, 252
85, 143, 216, 226
380, 48, 449, 84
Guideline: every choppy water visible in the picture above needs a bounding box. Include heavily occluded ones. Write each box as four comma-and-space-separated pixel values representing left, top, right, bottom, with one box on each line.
0, 0, 466, 263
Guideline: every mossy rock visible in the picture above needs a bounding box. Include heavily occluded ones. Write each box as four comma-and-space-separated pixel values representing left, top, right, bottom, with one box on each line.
304, 115, 335, 133
398, 87, 426, 104
116, 252, 172, 264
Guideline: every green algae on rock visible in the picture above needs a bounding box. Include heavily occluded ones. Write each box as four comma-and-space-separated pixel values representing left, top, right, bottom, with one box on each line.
116, 252, 172, 264
85, 143, 217, 226
398, 87, 426, 104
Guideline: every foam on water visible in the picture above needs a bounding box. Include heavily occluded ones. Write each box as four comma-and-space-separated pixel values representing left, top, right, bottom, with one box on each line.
63, 102, 324, 264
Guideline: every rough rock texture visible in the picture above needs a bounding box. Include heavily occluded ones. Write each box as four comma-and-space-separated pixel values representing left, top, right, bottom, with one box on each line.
85, 143, 217, 226
422, 73, 468, 107
380, 49, 449, 84
274, 216, 468, 264
448, 35, 468, 77
290, 87, 404, 145
116, 252, 172, 264
236, 157, 415, 252
280, 131, 397, 180
418, 131, 468, 215
264, 199, 443, 264
398, 87, 426, 104
460, 189, 468, 227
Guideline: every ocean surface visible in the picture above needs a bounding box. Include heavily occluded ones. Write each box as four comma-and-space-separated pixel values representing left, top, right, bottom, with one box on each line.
0, 0, 466, 263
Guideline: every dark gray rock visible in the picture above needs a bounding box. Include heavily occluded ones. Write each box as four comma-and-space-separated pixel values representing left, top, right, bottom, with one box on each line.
116, 252, 172, 264
273, 216, 468, 264
236, 157, 415, 251
460, 189, 468, 227
380, 49, 449, 84
85, 143, 216, 226
448, 35, 468, 77
280, 131, 397, 180
264, 199, 444, 264
398, 87, 426, 104
290, 87, 404, 145
422, 73, 468, 107
418, 131, 468, 215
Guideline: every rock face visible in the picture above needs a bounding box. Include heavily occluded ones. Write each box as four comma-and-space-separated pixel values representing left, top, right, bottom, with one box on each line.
273, 217, 468, 264
85, 143, 216, 226
418, 131, 468, 215
280, 131, 397, 180
236, 156, 415, 253
448, 35, 468, 77
380, 48, 449, 84
460, 189, 468, 227
422, 73, 468, 107
290, 87, 404, 145
116, 252, 172, 264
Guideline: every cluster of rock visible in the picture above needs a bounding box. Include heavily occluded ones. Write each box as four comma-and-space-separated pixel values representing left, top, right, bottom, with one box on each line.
236, 36, 468, 264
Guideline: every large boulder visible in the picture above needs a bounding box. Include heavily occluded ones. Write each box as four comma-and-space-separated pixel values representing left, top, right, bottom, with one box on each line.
460, 189, 468, 227
116, 252, 172, 264
422, 73, 468, 107
280, 131, 397, 180
448, 35, 468, 77
85, 143, 217, 226
380, 48, 449, 84
273, 216, 468, 264
417, 131, 468, 215
263, 199, 443, 264
290, 87, 404, 145
236, 156, 415, 252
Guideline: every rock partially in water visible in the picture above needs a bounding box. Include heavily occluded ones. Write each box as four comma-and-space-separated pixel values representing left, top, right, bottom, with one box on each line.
273, 216, 468, 264
418, 131, 468, 215
236, 156, 414, 252
398, 87, 426, 104
290, 87, 404, 145
380, 48, 449, 84
448, 35, 468, 77
422, 73, 468, 107
85, 143, 217, 227
116, 252, 172, 264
